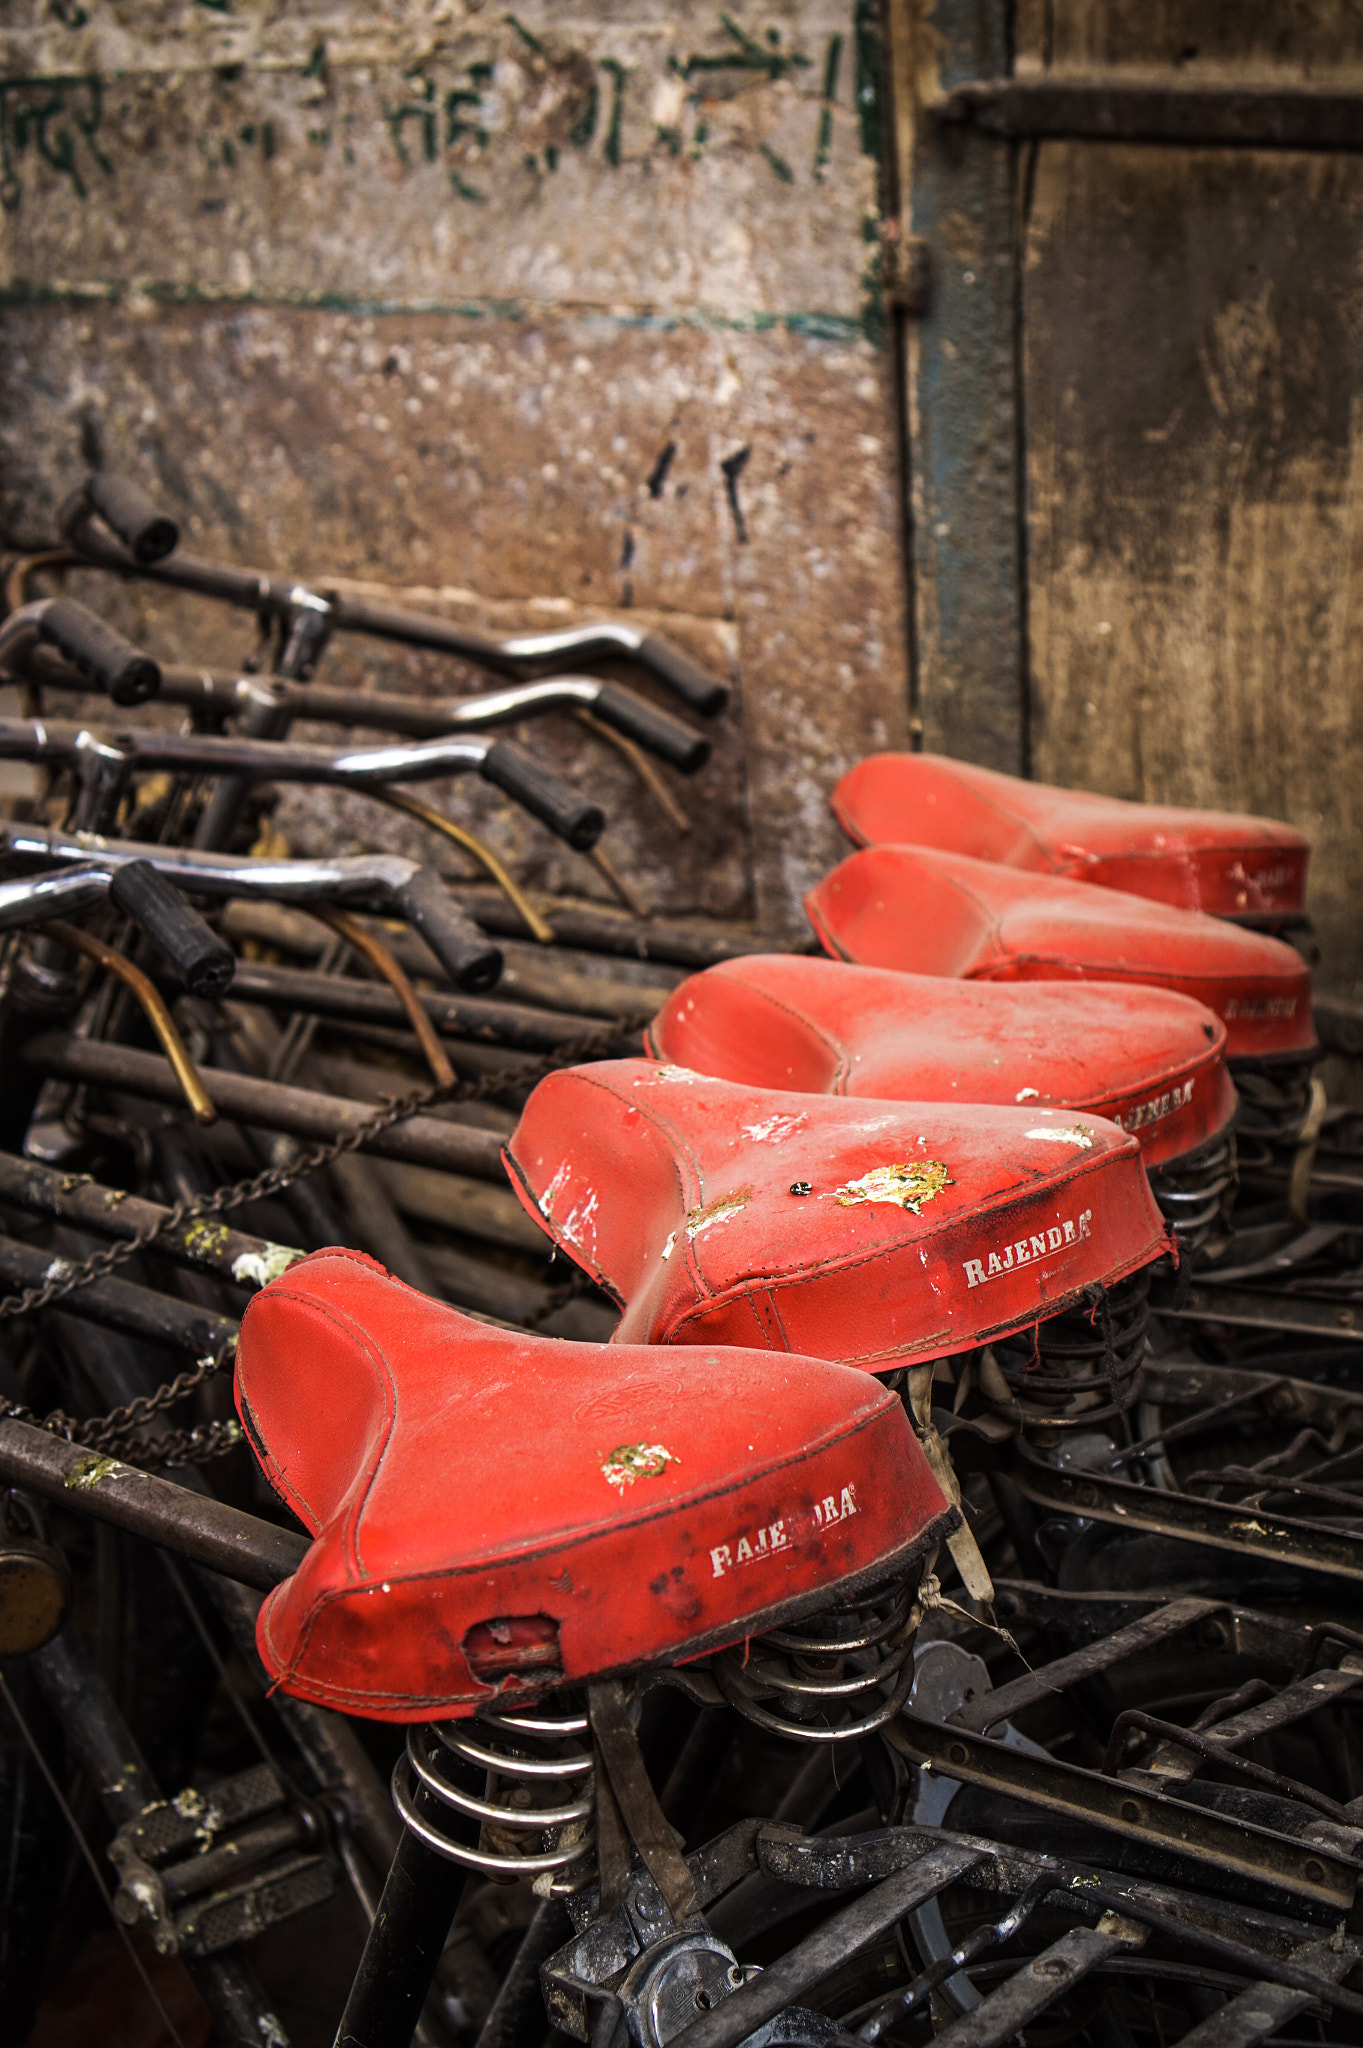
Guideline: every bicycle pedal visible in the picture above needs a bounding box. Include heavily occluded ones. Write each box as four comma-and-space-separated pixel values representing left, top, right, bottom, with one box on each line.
108, 1759, 334, 1957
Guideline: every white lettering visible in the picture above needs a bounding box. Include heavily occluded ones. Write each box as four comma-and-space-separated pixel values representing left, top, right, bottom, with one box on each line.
710, 1544, 732, 1579
962, 1207, 1094, 1288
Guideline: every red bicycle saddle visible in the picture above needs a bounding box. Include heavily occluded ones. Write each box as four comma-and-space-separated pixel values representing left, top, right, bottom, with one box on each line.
806, 846, 1315, 1065
504, 1061, 1166, 1368
236, 1250, 950, 1720
647, 956, 1234, 1173
832, 753, 1308, 920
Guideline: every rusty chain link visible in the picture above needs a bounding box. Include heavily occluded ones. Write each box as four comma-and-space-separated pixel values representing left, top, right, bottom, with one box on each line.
0, 1018, 624, 1465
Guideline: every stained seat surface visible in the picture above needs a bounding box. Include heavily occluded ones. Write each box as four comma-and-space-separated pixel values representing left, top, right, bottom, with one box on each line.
833, 753, 1309, 919
806, 846, 1315, 1064
647, 956, 1234, 1171
236, 1250, 950, 1720
504, 1061, 1167, 1368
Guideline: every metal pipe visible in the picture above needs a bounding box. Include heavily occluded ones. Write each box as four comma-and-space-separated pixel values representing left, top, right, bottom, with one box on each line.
22, 1032, 508, 1179
0, 1230, 239, 1353
218, 958, 623, 1051
0, 1150, 303, 1289
0, 1417, 306, 1587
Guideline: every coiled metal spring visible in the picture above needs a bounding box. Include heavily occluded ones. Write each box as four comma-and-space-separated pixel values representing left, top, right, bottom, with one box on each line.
392, 1702, 596, 1881
988, 1270, 1151, 1431
711, 1577, 918, 1742
1233, 1056, 1318, 1172
1149, 1131, 1237, 1252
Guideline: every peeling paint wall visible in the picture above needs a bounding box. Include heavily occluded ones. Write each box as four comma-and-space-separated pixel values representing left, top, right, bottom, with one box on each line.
0, 1, 909, 932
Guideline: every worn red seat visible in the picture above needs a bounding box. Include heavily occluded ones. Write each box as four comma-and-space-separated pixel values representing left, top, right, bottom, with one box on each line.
504, 1061, 1166, 1368
647, 955, 1234, 1174
832, 753, 1308, 921
235, 1249, 950, 1720
806, 846, 1315, 1065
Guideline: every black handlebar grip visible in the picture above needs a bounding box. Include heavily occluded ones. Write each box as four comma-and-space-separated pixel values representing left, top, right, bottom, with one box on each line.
634, 635, 730, 718
38, 598, 161, 706
592, 682, 710, 775
108, 861, 236, 998
481, 739, 606, 852
395, 867, 504, 993
84, 472, 180, 565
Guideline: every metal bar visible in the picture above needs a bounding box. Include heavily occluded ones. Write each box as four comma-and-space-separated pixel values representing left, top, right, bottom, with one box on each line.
26, 1629, 294, 2047
949, 1596, 1218, 1732
219, 959, 628, 1052
929, 1921, 1148, 2048
665, 1844, 985, 2048
937, 79, 1363, 152
22, 1033, 507, 1180
1152, 1278, 1363, 1341
0, 1231, 239, 1354
1147, 1668, 1363, 1781
1176, 1934, 1363, 2047
883, 0, 1027, 774
0, 1150, 302, 1287
0, 1417, 308, 1587
443, 886, 777, 968
888, 1719, 1359, 1910
1011, 1448, 1363, 1581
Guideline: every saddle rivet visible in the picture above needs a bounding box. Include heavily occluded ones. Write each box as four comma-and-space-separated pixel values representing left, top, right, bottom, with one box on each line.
788, 1182, 812, 1197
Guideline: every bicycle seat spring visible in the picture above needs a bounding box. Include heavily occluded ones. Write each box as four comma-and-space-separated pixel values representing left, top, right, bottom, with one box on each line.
392, 1703, 597, 1882
711, 1577, 918, 1742
989, 1270, 1151, 1431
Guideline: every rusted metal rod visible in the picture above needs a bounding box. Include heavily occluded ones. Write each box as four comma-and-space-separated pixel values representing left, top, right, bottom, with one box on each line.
446, 886, 786, 967
0, 1231, 239, 1353
0, 1417, 307, 1588
0, 1151, 303, 1288
23, 1032, 508, 1180
219, 959, 633, 1052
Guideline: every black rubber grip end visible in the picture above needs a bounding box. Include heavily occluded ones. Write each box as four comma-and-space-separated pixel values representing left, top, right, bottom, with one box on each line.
396, 868, 504, 992
635, 635, 730, 717
593, 682, 710, 775
481, 739, 605, 851
109, 861, 236, 998
84, 473, 180, 565
39, 598, 161, 706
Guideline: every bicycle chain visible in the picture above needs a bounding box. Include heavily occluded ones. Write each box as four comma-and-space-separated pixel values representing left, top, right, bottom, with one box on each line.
0, 1019, 623, 1466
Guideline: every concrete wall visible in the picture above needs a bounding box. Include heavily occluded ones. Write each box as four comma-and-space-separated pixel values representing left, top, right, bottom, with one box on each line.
0, 2, 910, 932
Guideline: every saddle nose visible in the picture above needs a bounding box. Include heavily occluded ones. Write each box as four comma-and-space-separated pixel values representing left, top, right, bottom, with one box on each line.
235, 1248, 953, 1720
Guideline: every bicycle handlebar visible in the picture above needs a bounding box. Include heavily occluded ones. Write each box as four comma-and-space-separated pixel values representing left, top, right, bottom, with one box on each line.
0, 718, 606, 850
0, 859, 235, 996
59, 486, 731, 714
0, 600, 161, 706
107, 860, 236, 997
390, 866, 502, 993
478, 739, 604, 850
1, 827, 504, 992
75, 473, 181, 565
21, 656, 712, 774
